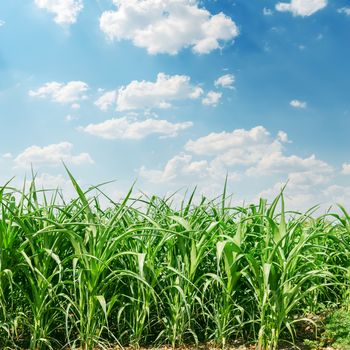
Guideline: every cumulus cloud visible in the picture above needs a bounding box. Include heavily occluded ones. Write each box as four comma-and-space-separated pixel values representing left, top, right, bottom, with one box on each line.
81, 117, 193, 140
276, 0, 327, 16
338, 7, 350, 16
139, 125, 336, 210
29, 81, 88, 104
214, 74, 235, 89
185, 126, 276, 157
290, 99, 307, 108
245, 153, 332, 176
14, 142, 93, 168
342, 163, 350, 175
95, 90, 118, 111
140, 153, 209, 183
140, 152, 240, 186
322, 185, 350, 206
34, 0, 83, 25
185, 126, 331, 178
99, 0, 239, 55
202, 91, 222, 107
115, 73, 203, 111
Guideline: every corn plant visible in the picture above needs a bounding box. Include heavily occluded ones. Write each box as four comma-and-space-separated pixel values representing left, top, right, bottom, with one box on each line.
0, 171, 349, 349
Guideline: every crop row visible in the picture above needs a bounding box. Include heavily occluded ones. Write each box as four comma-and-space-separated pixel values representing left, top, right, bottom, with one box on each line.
0, 172, 349, 349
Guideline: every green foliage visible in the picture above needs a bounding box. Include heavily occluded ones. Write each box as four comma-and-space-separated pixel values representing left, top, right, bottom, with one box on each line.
0, 171, 349, 349
323, 310, 350, 349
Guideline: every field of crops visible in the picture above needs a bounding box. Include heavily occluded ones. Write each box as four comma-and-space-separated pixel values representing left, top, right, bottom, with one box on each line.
0, 171, 349, 350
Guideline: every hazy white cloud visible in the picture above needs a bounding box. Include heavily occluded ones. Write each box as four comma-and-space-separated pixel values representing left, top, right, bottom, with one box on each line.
29, 173, 72, 191
263, 7, 273, 15
100, 0, 238, 55
71, 103, 80, 109
95, 90, 118, 111
34, 0, 83, 25
202, 91, 222, 106
81, 117, 193, 140
323, 185, 350, 207
0, 20, 5, 27
140, 153, 209, 183
338, 7, 350, 16
276, 0, 327, 16
2, 153, 12, 159
290, 99, 307, 108
214, 74, 235, 89
185, 126, 276, 157
14, 142, 93, 168
342, 163, 350, 175
29, 81, 88, 105
139, 125, 335, 210
65, 114, 78, 122
185, 126, 330, 179
116, 73, 203, 111
246, 153, 332, 177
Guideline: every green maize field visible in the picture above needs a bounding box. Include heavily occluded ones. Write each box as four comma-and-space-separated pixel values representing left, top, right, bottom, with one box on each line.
0, 169, 349, 350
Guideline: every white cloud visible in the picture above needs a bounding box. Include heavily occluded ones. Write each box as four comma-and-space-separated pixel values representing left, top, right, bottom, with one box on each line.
2, 153, 12, 159
24, 173, 80, 201
99, 0, 238, 55
95, 90, 118, 111
29, 81, 88, 104
116, 73, 203, 111
34, 0, 83, 25
290, 99, 307, 108
0, 20, 5, 27
71, 103, 80, 109
185, 126, 276, 157
202, 91, 222, 107
185, 126, 331, 178
214, 74, 235, 89
140, 152, 241, 186
81, 117, 193, 140
276, 0, 327, 16
65, 114, 78, 122
245, 152, 332, 176
338, 7, 350, 16
263, 7, 273, 15
131, 122, 350, 212
14, 142, 93, 168
139, 126, 335, 209
342, 163, 350, 175
323, 185, 350, 206
140, 153, 208, 183
257, 181, 320, 211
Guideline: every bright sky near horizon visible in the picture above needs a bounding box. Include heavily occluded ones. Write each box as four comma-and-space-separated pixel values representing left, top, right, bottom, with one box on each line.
0, 0, 350, 209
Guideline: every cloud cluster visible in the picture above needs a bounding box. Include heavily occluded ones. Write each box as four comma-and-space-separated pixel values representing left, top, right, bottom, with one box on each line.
140, 126, 337, 209
95, 90, 118, 111
290, 99, 307, 108
81, 117, 192, 140
276, 0, 327, 16
99, 0, 238, 55
14, 142, 93, 168
140, 153, 209, 183
214, 74, 235, 89
202, 91, 222, 106
338, 7, 350, 16
29, 81, 88, 107
34, 0, 83, 25
95, 73, 203, 111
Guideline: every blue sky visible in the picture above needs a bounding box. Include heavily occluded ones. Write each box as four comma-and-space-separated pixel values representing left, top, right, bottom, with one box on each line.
0, 0, 350, 208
